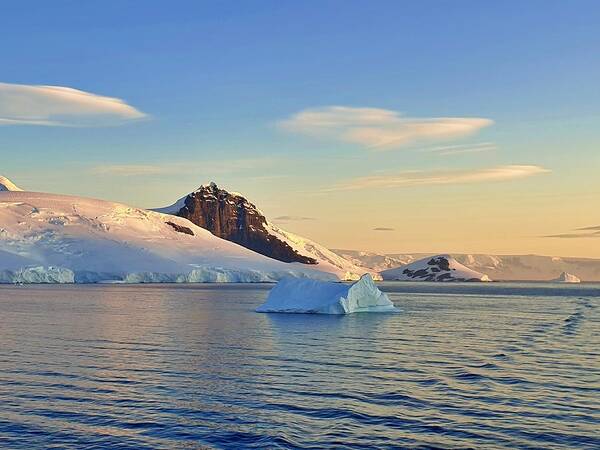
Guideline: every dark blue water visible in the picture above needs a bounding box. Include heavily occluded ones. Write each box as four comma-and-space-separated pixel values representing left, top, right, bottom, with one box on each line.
0, 282, 598, 449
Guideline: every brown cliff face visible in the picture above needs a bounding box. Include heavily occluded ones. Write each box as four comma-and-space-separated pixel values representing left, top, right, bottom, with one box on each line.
172, 183, 317, 265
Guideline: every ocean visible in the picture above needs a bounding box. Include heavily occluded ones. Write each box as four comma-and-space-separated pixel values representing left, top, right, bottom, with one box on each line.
0, 282, 598, 449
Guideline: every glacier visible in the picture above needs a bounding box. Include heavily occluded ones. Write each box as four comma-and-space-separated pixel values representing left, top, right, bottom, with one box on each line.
256, 274, 397, 314
0, 266, 75, 284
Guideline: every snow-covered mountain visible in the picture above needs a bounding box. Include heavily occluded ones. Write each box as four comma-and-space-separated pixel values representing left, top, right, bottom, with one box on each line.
453, 254, 600, 282
334, 250, 600, 282
550, 272, 581, 283
0, 176, 23, 192
333, 249, 422, 273
154, 182, 375, 280
380, 255, 492, 282
0, 184, 337, 283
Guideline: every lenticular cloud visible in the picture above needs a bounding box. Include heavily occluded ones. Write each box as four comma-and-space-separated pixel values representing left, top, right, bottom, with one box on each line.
279, 106, 493, 150
0, 82, 147, 126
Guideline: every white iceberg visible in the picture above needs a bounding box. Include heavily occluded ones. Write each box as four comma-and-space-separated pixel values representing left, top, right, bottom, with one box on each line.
550, 272, 581, 283
256, 274, 397, 314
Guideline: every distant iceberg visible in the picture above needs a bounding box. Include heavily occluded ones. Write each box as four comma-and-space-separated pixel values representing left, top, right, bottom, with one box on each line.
550, 272, 581, 283
256, 274, 397, 314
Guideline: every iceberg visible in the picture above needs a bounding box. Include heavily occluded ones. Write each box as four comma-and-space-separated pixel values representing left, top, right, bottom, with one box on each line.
550, 272, 581, 283
256, 274, 397, 314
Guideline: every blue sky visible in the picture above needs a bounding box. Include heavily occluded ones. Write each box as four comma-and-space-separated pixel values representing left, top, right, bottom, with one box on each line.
2, 1, 599, 256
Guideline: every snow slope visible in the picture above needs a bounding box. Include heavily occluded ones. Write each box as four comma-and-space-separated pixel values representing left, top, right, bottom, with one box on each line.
256, 274, 397, 314
333, 249, 421, 273
0, 176, 23, 192
0, 190, 337, 283
550, 272, 581, 283
381, 255, 491, 282
262, 222, 379, 281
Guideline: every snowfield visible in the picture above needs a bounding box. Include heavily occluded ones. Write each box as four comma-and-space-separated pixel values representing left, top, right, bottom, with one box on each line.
381, 255, 491, 282
0, 190, 338, 284
256, 274, 397, 314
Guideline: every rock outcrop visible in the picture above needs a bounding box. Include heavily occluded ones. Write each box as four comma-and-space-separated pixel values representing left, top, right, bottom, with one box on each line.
156, 182, 317, 264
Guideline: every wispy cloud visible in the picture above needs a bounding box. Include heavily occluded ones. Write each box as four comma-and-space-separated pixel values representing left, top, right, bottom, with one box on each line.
419, 142, 497, 156
577, 225, 600, 231
545, 226, 600, 239
273, 215, 316, 222
90, 158, 275, 177
278, 106, 493, 150
331, 165, 550, 191
373, 227, 395, 231
0, 82, 147, 126
91, 165, 165, 176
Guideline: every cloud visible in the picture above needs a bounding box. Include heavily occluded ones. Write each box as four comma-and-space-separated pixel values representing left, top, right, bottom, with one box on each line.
373, 227, 395, 231
90, 158, 276, 177
332, 165, 550, 191
420, 142, 497, 156
545, 226, 600, 239
577, 225, 600, 231
0, 82, 147, 126
273, 216, 316, 222
545, 233, 600, 239
278, 106, 493, 150
91, 165, 165, 176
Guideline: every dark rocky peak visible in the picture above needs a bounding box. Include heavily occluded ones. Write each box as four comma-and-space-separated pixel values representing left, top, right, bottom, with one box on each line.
170, 182, 317, 265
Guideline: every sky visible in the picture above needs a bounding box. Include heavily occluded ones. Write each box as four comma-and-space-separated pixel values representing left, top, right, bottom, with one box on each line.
1, 1, 599, 257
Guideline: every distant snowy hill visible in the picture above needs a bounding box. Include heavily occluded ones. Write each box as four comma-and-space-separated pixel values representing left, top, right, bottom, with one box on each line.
550, 272, 581, 283
454, 254, 600, 282
0, 176, 23, 192
154, 182, 374, 280
381, 255, 491, 282
0, 189, 337, 284
333, 250, 422, 273
334, 250, 600, 282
